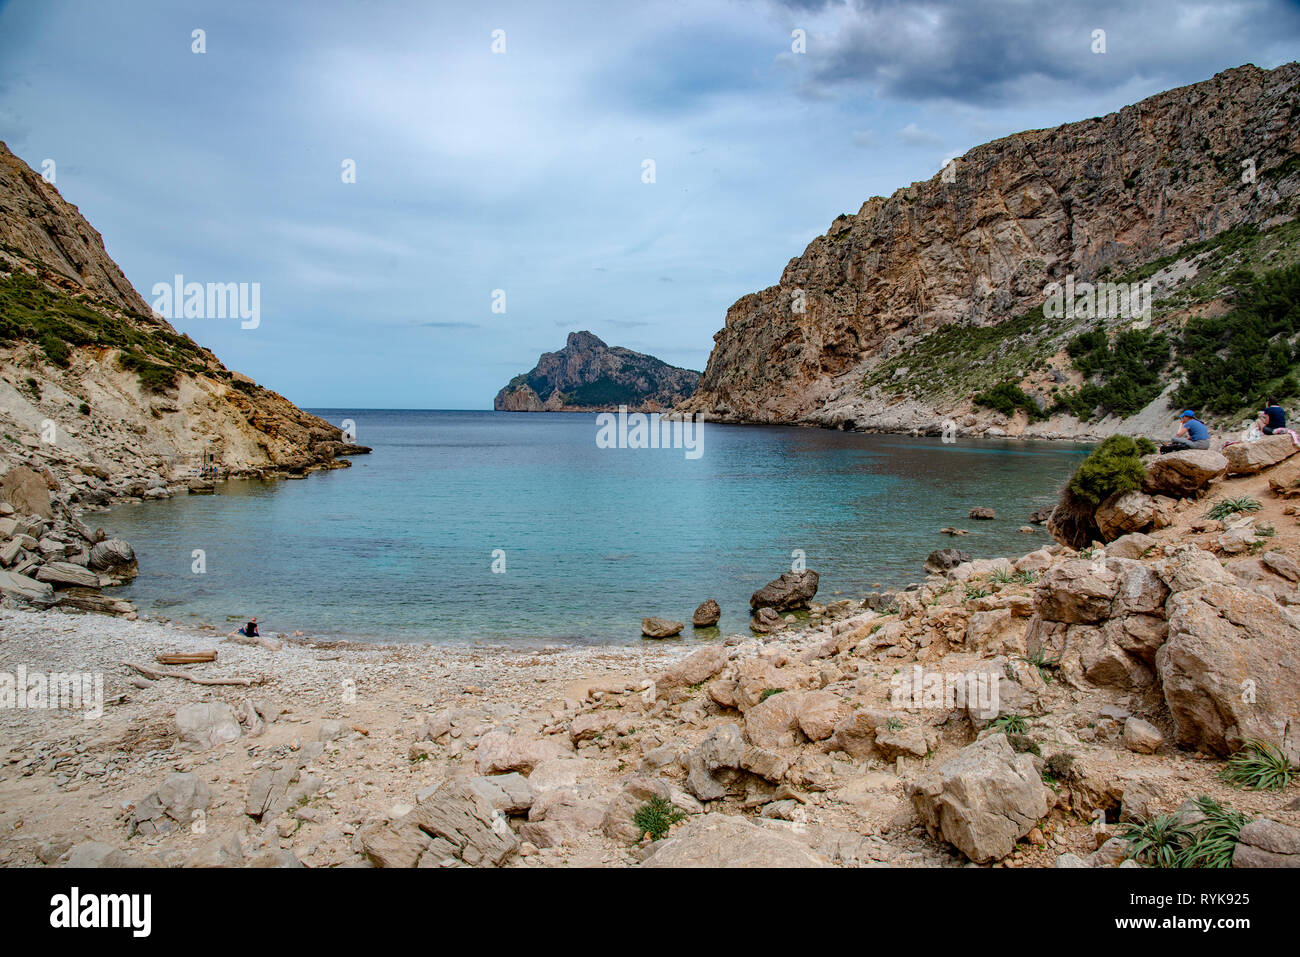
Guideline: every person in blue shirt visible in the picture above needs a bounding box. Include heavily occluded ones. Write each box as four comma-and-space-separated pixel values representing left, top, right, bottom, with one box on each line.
1160, 410, 1211, 454
1261, 397, 1287, 435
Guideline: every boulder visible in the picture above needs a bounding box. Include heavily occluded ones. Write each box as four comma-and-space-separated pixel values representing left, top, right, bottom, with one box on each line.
0, 569, 55, 606
684, 723, 745, 801
1142, 449, 1228, 497
1267, 461, 1300, 498
407, 781, 518, 866
88, 538, 138, 577
1034, 560, 1119, 624
750, 570, 819, 611
1107, 532, 1157, 560
1232, 818, 1300, 867
910, 733, 1050, 863
795, 690, 846, 742
641, 813, 830, 867
743, 690, 805, 749
654, 645, 727, 696
1122, 717, 1164, 754
1095, 491, 1156, 541
475, 731, 572, 774
925, 548, 971, 574
34, 561, 100, 588
0, 466, 52, 519
1224, 434, 1299, 475
175, 702, 241, 751
60, 841, 130, 868
691, 598, 720, 627
750, 606, 784, 633
1157, 582, 1300, 762
969, 507, 996, 520
641, 617, 684, 638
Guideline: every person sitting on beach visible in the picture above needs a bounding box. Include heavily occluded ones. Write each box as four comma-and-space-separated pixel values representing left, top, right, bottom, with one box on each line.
1160, 410, 1211, 454
1261, 397, 1287, 435
237, 616, 259, 637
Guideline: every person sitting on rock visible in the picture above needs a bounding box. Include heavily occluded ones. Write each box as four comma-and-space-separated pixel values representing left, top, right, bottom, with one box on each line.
237, 616, 259, 637
1260, 397, 1287, 435
1160, 410, 1211, 454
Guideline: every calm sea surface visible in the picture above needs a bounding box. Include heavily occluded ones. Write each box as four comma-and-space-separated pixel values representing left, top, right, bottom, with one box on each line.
98, 411, 1088, 645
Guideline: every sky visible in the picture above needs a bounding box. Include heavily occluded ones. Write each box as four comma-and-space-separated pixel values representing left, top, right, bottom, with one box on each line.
1, 0, 1298, 409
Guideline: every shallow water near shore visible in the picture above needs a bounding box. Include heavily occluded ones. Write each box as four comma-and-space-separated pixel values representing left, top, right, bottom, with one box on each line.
98, 411, 1088, 645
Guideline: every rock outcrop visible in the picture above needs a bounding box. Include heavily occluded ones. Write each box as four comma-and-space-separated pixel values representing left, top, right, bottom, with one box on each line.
0, 141, 369, 502
676, 64, 1300, 436
494, 331, 698, 412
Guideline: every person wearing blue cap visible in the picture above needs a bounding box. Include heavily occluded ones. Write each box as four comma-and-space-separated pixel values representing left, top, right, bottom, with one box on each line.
1160, 410, 1211, 454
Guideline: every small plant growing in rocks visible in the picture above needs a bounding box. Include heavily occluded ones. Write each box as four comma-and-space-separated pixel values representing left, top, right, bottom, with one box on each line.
1219, 739, 1296, 791
1175, 797, 1249, 868
1022, 647, 1061, 682
1120, 811, 1195, 868
1042, 752, 1076, 789
632, 797, 686, 841
759, 688, 785, 702
990, 713, 1028, 735
1206, 496, 1263, 521
964, 585, 991, 600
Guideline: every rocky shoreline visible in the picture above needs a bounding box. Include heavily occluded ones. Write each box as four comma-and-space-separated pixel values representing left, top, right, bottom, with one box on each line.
3, 433, 1299, 868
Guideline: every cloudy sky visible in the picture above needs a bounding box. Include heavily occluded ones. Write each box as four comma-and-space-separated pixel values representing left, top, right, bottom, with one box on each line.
1, 0, 1298, 408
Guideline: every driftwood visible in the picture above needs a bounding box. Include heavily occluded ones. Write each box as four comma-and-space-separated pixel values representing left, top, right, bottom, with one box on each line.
156, 651, 217, 665
223, 633, 284, 651
123, 661, 262, 687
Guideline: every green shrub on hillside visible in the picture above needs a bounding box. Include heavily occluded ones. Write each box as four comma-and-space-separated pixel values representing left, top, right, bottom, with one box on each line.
1054, 328, 1171, 420
1067, 435, 1152, 507
1177, 262, 1300, 415
974, 381, 1045, 419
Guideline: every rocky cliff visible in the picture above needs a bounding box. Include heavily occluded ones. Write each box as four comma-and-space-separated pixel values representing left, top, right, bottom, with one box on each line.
495, 331, 699, 412
678, 63, 1300, 440
0, 141, 367, 505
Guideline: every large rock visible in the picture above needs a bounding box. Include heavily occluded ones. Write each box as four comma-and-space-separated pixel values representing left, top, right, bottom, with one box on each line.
1223, 434, 1299, 475
88, 538, 138, 577
1034, 560, 1119, 624
475, 731, 572, 775
1268, 461, 1300, 498
34, 561, 100, 588
1141, 449, 1228, 497
684, 723, 746, 801
910, 733, 1050, 863
640, 813, 830, 867
654, 644, 727, 696
641, 617, 684, 638
0, 569, 55, 606
175, 702, 242, 751
750, 570, 819, 611
0, 466, 52, 519
691, 598, 720, 627
925, 548, 971, 574
743, 690, 805, 749
1232, 818, 1300, 867
407, 780, 519, 866
1095, 491, 1156, 541
1157, 582, 1300, 762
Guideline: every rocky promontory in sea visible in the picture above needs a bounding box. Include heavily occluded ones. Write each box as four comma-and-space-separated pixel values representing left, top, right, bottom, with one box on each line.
495, 331, 699, 412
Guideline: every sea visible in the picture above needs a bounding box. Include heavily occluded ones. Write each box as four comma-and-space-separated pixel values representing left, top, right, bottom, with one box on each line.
97, 410, 1088, 645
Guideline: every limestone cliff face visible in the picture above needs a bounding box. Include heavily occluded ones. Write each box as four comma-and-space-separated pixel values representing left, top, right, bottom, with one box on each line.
0, 141, 367, 500
679, 63, 1300, 434
495, 331, 699, 412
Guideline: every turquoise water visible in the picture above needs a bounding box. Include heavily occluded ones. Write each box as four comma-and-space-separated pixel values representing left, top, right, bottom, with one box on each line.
98, 411, 1087, 645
